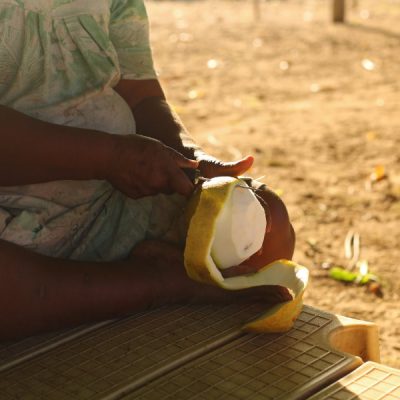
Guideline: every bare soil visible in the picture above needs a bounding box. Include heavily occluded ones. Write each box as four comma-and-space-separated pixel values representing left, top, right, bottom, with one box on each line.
147, 0, 400, 367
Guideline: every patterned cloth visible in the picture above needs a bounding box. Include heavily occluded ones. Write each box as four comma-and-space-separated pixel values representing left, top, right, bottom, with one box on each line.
0, 0, 186, 261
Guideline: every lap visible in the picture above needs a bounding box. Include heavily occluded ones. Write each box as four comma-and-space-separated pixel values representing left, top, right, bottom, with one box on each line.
0, 181, 187, 262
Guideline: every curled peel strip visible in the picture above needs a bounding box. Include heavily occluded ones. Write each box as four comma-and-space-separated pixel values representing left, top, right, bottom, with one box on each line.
184, 176, 309, 333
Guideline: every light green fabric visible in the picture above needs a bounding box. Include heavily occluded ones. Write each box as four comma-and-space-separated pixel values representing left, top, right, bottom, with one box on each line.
0, 0, 187, 261
0, 0, 156, 130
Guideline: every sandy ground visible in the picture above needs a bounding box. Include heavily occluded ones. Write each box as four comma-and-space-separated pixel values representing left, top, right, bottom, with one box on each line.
147, 0, 400, 367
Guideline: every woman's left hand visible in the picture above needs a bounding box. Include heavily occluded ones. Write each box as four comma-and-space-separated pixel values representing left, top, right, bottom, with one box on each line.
222, 186, 296, 278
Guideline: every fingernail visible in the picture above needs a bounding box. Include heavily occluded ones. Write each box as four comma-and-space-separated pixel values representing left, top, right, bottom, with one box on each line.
246, 155, 254, 162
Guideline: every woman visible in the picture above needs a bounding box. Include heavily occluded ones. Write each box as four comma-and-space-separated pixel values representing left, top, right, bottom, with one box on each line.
0, 0, 294, 339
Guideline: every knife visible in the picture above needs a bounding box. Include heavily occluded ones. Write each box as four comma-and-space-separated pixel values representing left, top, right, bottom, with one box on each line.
182, 168, 209, 185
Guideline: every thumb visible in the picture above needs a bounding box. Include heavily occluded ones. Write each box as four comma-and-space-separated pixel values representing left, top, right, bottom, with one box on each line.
226, 155, 254, 175
167, 146, 199, 169
206, 155, 254, 178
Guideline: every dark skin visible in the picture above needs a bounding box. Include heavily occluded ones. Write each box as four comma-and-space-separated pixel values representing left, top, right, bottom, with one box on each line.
0, 79, 295, 340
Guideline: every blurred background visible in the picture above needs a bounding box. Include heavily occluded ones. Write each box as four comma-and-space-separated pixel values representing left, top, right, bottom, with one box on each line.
147, 0, 400, 367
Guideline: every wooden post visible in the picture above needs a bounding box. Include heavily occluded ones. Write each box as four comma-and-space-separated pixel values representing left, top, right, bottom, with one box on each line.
333, 0, 346, 23
253, 0, 261, 22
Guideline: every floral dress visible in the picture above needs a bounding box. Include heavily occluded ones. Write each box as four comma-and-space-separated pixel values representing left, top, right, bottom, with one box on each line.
0, 0, 186, 261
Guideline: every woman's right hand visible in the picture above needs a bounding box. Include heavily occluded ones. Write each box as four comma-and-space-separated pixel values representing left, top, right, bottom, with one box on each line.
105, 134, 198, 199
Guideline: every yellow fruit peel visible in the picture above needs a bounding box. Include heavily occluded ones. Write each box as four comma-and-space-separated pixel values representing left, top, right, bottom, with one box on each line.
238, 261, 308, 333
184, 177, 237, 285
184, 176, 309, 333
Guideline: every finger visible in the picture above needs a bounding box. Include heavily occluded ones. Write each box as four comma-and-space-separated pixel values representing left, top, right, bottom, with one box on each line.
232, 285, 292, 303
220, 155, 254, 176
166, 146, 199, 169
201, 155, 254, 178
119, 186, 142, 199
159, 186, 175, 195
222, 263, 263, 278
168, 166, 195, 197
163, 147, 197, 195
194, 284, 292, 305
122, 181, 159, 199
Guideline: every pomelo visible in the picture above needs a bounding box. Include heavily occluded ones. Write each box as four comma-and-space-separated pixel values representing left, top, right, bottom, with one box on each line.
184, 176, 309, 332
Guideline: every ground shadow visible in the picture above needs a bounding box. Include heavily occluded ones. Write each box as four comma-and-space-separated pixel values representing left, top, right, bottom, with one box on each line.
347, 22, 400, 41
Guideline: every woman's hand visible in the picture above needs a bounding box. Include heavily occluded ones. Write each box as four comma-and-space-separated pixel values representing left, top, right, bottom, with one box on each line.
115, 79, 254, 184
106, 134, 198, 199
222, 186, 295, 278
130, 240, 292, 305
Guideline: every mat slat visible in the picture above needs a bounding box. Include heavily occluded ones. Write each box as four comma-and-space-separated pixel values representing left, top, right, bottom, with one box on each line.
308, 361, 400, 400
123, 307, 362, 400
0, 321, 112, 372
0, 303, 270, 400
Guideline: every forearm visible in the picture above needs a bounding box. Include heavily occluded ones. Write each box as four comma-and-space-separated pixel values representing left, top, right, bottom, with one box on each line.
0, 240, 164, 340
133, 96, 203, 159
114, 79, 204, 160
0, 105, 113, 186
131, 94, 253, 180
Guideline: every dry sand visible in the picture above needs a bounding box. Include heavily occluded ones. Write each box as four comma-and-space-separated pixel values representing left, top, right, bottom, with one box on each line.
147, 0, 400, 367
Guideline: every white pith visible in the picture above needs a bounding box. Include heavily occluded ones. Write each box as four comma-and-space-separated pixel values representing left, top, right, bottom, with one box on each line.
210, 183, 266, 269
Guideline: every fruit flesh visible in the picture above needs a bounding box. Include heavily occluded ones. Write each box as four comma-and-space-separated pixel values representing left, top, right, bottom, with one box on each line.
211, 184, 266, 269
